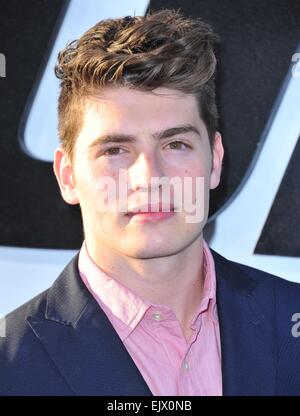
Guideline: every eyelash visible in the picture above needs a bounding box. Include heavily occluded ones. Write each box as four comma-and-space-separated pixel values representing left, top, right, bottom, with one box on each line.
102, 141, 191, 156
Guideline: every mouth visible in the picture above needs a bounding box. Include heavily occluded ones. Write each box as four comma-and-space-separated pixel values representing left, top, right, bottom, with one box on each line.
126, 203, 175, 215
126, 203, 175, 224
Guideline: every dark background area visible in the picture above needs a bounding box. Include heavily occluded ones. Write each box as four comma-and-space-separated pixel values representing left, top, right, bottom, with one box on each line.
0, 0, 299, 255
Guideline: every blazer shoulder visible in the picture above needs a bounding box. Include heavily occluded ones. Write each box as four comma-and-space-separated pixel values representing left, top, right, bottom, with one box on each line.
234, 258, 300, 291
212, 250, 300, 321
212, 248, 300, 298
1, 252, 80, 344
0, 260, 79, 395
0, 288, 49, 358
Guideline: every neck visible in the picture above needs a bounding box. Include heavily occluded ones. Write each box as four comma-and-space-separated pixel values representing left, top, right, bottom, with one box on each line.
85, 235, 205, 339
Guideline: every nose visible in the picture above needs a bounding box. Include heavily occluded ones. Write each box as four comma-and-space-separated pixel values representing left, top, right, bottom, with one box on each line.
127, 152, 164, 192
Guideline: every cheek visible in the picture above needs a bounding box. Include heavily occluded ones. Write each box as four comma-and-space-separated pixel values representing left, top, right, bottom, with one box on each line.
180, 162, 211, 214
182, 157, 210, 180
92, 166, 128, 214
87, 163, 118, 191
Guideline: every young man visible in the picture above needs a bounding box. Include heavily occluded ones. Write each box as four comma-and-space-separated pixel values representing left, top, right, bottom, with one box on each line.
1, 9, 300, 396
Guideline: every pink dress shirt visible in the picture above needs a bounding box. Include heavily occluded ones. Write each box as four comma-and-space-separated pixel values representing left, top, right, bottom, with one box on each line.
78, 240, 222, 396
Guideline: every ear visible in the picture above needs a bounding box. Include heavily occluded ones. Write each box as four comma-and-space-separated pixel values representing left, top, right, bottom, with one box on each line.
53, 148, 79, 205
210, 132, 224, 190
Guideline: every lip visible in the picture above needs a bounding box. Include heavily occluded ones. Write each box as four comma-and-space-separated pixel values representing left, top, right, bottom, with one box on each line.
126, 211, 176, 224
127, 203, 175, 215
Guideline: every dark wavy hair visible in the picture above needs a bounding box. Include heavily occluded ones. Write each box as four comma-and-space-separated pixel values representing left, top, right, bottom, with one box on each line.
55, 9, 219, 158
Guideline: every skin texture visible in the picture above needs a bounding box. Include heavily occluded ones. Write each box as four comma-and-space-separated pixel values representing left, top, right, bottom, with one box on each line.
54, 86, 224, 340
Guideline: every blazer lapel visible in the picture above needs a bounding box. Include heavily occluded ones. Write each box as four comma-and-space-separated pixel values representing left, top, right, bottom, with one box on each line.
27, 254, 152, 396
212, 250, 276, 396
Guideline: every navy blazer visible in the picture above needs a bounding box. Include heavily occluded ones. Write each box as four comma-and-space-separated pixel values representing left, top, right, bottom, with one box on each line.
1, 250, 300, 396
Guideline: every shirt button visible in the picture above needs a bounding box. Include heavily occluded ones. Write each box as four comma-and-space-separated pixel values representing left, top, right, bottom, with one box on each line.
183, 361, 190, 371
152, 312, 163, 321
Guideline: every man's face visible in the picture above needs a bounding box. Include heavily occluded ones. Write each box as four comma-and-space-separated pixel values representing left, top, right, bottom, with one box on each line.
54, 86, 223, 259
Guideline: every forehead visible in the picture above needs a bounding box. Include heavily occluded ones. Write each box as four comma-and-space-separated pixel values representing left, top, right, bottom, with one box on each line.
78, 87, 202, 139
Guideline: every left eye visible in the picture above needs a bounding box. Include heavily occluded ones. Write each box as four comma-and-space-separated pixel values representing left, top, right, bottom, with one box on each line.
167, 141, 190, 150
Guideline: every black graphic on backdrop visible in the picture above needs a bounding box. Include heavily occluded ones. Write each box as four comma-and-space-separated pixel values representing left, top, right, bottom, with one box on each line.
0, 0, 299, 255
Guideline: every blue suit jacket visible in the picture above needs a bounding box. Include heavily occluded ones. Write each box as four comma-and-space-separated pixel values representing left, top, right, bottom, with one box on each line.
1, 250, 300, 396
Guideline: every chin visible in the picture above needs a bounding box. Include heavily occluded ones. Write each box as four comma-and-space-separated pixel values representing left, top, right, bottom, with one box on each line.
122, 238, 185, 259
128, 248, 177, 259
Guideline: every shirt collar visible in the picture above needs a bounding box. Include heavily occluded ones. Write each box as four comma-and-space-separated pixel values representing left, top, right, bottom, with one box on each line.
78, 241, 150, 340
194, 239, 218, 325
78, 239, 218, 341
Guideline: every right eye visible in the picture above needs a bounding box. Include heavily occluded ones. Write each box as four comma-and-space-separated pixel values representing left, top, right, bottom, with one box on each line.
103, 147, 127, 156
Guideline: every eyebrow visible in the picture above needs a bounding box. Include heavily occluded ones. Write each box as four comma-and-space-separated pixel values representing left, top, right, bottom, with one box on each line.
88, 124, 201, 149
